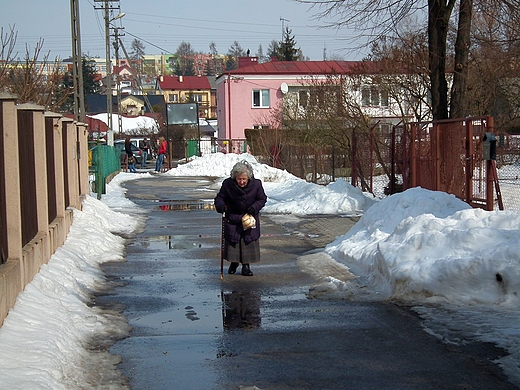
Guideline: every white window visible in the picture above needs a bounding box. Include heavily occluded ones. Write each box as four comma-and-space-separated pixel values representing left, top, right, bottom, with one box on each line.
298, 90, 309, 108
380, 90, 389, 107
169, 94, 178, 103
361, 86, 389, 107
252, 89, 270, 108
192, 94, 203, 102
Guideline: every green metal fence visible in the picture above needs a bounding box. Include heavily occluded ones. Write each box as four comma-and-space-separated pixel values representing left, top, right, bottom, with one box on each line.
89, 142, 121, 199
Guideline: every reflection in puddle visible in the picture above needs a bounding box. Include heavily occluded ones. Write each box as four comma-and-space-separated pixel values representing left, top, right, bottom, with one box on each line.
221, 291, 261, 330
132, 235, 218, 250
155, 200, 215, 211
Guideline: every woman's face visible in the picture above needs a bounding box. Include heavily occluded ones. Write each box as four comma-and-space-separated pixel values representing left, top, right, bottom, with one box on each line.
235, 173, 249, 188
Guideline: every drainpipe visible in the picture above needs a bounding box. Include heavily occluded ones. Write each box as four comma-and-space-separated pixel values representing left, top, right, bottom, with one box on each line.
227, 73, 231, 141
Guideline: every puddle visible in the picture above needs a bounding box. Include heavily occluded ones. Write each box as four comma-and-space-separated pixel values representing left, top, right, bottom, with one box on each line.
154, 199, 215, 211
221, 290, 262, 330
131, 235, 219, 250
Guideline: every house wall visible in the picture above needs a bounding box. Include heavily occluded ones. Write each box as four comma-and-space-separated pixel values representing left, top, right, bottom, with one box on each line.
216, 72, 414, 140
217, 75, 301, 139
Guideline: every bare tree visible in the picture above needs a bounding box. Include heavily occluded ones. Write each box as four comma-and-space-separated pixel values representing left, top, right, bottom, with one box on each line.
465, 1, 520, 132
368, 30, 432, 122
0, 27, 17, 87
0, 30, 68, 111
294, 0, 491, 120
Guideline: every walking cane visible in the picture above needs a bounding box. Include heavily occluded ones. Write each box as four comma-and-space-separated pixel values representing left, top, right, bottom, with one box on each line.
220, 209, 226, 280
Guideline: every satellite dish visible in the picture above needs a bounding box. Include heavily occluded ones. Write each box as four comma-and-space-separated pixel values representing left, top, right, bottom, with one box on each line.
280, 82, 289, 94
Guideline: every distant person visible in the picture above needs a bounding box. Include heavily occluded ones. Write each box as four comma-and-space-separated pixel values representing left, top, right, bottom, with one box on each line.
124, 137, 137, 173
155, 136, 167, 172
139, 137, 150, 168
214, 160, 267, 276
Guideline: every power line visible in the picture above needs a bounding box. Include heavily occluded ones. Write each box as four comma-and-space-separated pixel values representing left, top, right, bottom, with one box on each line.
124, 30, 173, 54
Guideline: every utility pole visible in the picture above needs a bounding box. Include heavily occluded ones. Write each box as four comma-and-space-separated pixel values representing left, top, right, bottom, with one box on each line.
280, 18, 289, 60
95, 0, 122, 145
323, 43, 327, 61
113, 27, 123, 137
70, 0, 85, 123
117, 36, 161, 131
280, 18, 289, 41
104, 0, 113, 145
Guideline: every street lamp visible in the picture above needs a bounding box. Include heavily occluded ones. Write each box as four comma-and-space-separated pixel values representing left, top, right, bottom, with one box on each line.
105, 11, 125, 146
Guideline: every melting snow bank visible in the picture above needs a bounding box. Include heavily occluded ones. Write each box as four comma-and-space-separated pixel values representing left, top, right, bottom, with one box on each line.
0, 195, 142, 389
318, 187, 520, 306
298, 187, 520, 387
166, 152, 377, 215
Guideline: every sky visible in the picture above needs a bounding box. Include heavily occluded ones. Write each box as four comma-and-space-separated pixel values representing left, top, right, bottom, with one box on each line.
0, 152, 520, 388
0, 0, 368, 62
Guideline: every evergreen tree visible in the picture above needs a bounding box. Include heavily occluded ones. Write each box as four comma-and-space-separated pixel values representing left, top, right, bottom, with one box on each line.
228, 41, 245, 58
256, 44, 266, 63
176, 41, 195, 75
277, 27, 300, 61
83, 57, 101, 95
59, 56, 100, 113
129, 38, 145, 73
205, 59, 214, 76
209, 41, 218, 56
174, 60, 183, 76
184, 59, 195, 76
209, 41, 219, 76
226, 41, 244, 70
266, 40, 280, 60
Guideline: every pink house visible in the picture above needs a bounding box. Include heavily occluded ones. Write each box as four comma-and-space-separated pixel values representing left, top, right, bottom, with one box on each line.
215, 58, 368, 140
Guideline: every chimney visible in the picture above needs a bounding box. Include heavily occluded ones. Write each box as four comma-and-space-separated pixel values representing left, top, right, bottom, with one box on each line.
179, 75, 184, 82
238, 56, 258, 69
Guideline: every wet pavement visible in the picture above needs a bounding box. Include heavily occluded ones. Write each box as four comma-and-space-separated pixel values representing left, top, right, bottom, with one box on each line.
98, 175, 518, 390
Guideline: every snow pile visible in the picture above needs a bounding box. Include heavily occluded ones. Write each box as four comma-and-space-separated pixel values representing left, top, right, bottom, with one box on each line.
90, 113, 158, 133
0, 196, 141, 389
314, 187, 520, 306
167, 153, 377, 215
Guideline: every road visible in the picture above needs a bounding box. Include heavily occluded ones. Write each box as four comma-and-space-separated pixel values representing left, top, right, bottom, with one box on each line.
97, 174, 518, 390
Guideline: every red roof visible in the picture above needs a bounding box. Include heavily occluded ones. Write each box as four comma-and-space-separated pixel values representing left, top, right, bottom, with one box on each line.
223, 60, 383, 76
64, 114, 108, 133
158, 75, 211, 90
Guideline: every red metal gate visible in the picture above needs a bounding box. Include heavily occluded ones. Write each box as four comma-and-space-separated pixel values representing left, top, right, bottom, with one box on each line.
392, 116, 500, 210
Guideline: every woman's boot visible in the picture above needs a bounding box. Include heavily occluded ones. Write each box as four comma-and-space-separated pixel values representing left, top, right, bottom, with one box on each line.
228, 262, 239, 274
241, 263, 253, 276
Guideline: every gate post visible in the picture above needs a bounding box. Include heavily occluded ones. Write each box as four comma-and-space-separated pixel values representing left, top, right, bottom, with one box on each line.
485, 116, 495, 211
465, 120, 473, 205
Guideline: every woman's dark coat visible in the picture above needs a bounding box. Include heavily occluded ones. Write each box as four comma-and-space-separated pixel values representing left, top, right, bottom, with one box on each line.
124, 141, 133, 156
214, 177, 267, 244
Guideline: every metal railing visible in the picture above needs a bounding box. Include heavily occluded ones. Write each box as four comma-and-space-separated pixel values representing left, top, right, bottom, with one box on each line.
88, 142, 121, 199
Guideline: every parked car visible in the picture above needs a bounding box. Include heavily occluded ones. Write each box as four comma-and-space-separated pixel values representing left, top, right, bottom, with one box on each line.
131, 138, 155, 160
114, 140, 142, 165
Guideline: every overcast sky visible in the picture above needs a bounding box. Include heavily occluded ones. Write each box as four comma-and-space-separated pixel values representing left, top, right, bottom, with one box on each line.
0, 0, 368, 62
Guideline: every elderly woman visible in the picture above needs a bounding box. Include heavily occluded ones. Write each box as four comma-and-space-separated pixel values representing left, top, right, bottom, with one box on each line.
214, 160, 267, 276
